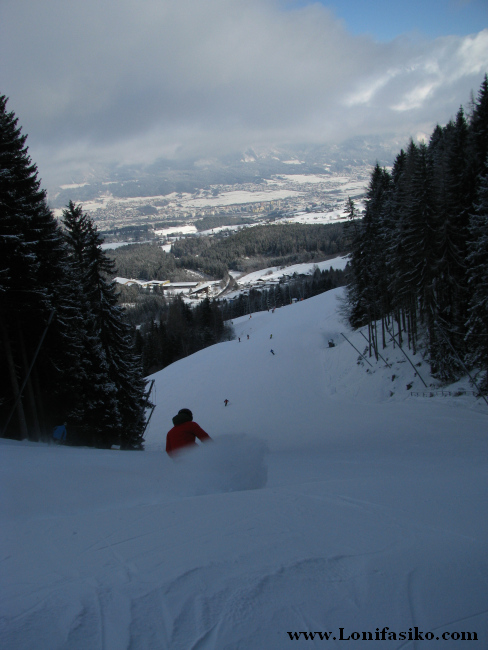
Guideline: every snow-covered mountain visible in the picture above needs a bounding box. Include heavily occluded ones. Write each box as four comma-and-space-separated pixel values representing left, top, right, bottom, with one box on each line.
2, 288, 487, 649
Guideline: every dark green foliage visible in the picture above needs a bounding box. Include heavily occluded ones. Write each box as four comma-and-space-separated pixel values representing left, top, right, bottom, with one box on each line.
100, 223, 154, 242
465, 161, 488, 390
119, 286, 168, 325
345, 165, 391, 328
62, 202, 148, 448
0, 96, 148, 447
344, 75, 488, 387
108, 243, 181, 281
469, 75, 488, 175
0, 95, 70, 440
108, 222, 348, 283
138, 296, 233, 376
171, 223, 347, 277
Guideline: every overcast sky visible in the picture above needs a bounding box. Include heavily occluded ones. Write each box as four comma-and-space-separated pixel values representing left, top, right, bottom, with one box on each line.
1, 0, 487, 188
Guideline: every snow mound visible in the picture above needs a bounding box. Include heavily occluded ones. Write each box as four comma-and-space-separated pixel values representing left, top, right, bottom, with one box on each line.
170, 434, 268, 495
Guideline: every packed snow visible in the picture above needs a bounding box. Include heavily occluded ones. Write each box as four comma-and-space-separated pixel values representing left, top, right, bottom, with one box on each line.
2, 288, 488, 649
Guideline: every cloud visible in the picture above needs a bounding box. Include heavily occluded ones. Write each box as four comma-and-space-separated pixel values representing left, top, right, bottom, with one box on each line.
1, 0, 487, 186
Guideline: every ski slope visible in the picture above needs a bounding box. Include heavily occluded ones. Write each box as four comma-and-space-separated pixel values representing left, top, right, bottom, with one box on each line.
2, 288, 488, 649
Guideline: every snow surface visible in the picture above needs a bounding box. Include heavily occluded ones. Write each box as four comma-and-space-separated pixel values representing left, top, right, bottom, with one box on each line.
154, 225, 197, 237
180, 189, 302, 209
278, 174, 349, 184
2, 288, 488, 649
229, 256, 349, 290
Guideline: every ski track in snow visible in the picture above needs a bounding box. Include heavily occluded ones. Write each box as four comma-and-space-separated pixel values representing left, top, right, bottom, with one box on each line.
2, 286, 488, 649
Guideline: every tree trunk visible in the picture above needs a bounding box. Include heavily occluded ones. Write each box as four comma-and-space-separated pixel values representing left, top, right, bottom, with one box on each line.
0, 316, 28, 439
18, 327, 41, 441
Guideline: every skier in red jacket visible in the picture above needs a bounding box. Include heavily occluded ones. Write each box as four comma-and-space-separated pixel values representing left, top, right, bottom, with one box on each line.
166, 408, 212, 456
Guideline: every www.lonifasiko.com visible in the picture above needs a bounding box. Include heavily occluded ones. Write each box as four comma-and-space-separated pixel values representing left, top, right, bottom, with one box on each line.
287, 627, 479, 642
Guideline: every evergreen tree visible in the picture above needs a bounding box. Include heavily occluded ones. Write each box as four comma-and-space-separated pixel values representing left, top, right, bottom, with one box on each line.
343, 197, 365, 327
465, 161, 488, 391
431, 110, 472, 376
400, 143, 441, 368
469, 74, 488, 176
344, 76, 488, 388
62, 202, 147, 448
384, 150, 409, 328
345, 165, 390, 329
0, 96, 68, 439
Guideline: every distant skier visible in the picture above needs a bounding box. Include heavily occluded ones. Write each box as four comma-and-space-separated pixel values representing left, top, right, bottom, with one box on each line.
238, 337, 241, 342
166, 409, 212, 457
52, 423, 67, 443
270, 334, 273, 339
224, 399, 229, 407
247, 334, 249, 340
270, 349, 275, 355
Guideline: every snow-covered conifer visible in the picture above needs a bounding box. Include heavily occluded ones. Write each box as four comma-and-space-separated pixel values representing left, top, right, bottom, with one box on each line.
465, 161, 488, 391
0, 96, 68, 439
62, 202, 147, 448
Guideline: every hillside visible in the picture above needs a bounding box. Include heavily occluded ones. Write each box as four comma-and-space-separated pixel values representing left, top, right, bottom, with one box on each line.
109, 221, 348, 280
144, 288, 487, 449
2, 288, 487, 649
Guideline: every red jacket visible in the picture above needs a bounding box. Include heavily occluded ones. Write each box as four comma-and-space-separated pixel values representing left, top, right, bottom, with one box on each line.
166, 421, 211, 456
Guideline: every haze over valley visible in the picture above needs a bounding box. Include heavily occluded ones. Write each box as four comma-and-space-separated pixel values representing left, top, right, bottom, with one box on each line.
49, 140, 399, 239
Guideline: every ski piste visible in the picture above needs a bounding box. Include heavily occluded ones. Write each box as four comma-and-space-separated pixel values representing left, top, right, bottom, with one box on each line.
3, 289, 487, 649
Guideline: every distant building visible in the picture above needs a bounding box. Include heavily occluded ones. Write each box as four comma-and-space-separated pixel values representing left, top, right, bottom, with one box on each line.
114, 277, 170, 291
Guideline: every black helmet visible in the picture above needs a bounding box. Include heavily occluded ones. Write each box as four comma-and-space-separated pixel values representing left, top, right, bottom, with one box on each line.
178, 408, 193, 420
172, 408, 193, 426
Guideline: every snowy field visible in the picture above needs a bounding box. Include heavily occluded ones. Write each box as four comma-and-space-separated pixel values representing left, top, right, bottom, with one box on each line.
184, 188, 303, 209
227, 256, 350, 296
2, 288, 488, 649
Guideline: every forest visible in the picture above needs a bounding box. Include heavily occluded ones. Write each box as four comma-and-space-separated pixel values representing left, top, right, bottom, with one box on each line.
133, 296, 233, 376
344, 75, 488, 391
110, 221, 347, 280
108, 244, 191, 281
0, 97, 148, 448
170, 222, 346, 276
